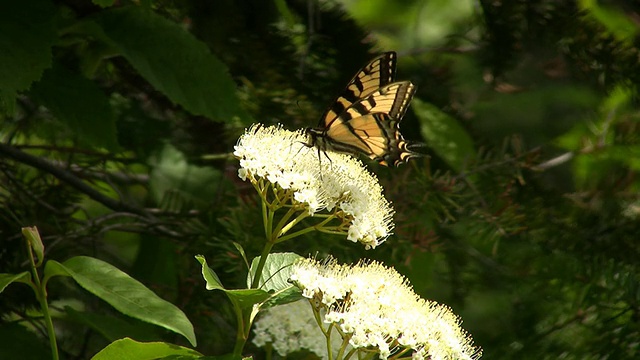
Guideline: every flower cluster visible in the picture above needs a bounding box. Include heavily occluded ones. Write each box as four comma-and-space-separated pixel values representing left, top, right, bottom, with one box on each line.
252, 300, 349, 359
289, 258, 482, 360
233, 124, 394, 248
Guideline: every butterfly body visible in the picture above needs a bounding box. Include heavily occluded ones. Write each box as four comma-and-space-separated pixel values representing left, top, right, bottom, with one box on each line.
305, 52, 420, 166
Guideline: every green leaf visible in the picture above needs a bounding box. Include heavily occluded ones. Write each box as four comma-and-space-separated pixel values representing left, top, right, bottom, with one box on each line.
195, 255, 224, 290
260, 287, 303, 310
64, 307, 161, 343
47, 256, 197, 346
247, 252, 303, 291
29, 64, 118, 151
0, 89, 16, 117
43, 261, 72, 285
579, 0, 638, 42
21, 226, 44, 267
0, 272, 31, 294
413, 98, 475, 172
91, 338, 202, 360
149, 144, 225, 210
96, 6, 251, 122
248, 253, 302, 309
225, 289, 271, 311
195, 255, 270, 310
0, 0, 55, 95
601, 84, 633, 113
232, 242, 250, 270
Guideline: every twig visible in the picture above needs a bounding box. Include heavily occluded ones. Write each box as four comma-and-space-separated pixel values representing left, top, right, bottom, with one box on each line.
0, 143, 147, 217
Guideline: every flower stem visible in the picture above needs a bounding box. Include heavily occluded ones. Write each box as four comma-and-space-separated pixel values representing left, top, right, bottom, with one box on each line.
271, 206, 297, 238
251, 238, 275, 289
277, 210, 310, 237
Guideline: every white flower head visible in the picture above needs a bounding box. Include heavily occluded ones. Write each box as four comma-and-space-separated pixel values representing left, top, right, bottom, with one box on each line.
234, 124, 395, 248
290, 258, 482, 360
252, 300, 349, 359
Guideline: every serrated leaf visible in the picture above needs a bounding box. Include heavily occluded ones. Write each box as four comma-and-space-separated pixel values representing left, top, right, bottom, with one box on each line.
0, 0, 55, 94
413, 98, 475, 172
47, 256, 196, 346
29, 64, 118, 150
0, 90, 16, 116
96, 6, 250, 122
0, 272, 31, 294
91, 338, 202, 360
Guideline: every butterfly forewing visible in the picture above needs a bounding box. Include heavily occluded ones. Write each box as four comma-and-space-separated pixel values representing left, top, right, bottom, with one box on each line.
341, 82, 415, 122
320, 52, 396, 127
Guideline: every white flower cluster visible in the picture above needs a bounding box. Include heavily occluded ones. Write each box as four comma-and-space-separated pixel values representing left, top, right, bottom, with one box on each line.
290, 258, 482, 360
234, 124, 395, 248
252, 300, 348, 359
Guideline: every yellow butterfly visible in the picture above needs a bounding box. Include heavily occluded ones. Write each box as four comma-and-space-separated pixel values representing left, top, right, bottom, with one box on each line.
305, 51, 419, 166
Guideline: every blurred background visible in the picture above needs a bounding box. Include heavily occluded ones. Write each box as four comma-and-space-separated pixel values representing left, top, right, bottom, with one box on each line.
1, 0, 639, 358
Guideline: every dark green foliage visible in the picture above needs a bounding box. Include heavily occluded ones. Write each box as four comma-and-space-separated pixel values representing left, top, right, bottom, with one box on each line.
1, 0, 639, 358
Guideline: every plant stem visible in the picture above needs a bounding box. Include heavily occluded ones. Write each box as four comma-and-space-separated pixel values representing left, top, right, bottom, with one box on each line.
26, 243, 58, 360
231, 300, 247, 358
251, 238, 275, 289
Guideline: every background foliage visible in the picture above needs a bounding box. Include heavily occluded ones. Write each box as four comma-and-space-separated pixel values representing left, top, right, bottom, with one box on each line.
1, 0, 639, 359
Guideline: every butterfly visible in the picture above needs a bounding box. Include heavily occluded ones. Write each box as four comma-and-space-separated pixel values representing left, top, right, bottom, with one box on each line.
305, 51, 420, 166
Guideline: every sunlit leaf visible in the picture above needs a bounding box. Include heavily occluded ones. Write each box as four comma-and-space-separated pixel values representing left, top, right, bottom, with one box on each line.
579, 0, 638, 41
196, 255, 270, 310
247, 252, 302, 291
91, 338, 202, 360
232, 242, 250, 270
225, 289, 271, 311
195, 255, 224, 290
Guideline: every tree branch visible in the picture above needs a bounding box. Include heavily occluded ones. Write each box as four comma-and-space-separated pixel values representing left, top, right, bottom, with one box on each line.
0, 142, 147, 217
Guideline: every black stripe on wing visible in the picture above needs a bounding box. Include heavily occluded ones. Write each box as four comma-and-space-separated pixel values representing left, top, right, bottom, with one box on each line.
320, 113, 419, 167
338, 81, 415, 124
320, 52, 397, 128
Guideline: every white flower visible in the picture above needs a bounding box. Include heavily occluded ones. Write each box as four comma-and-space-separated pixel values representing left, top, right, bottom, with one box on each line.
234, 124, 395, 248
252, 300, 349, 359
290, 258, 482, 360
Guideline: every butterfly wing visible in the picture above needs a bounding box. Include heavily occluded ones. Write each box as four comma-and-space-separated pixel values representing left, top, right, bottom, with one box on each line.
322, 81, 418, 166
320, 52, 397, 128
